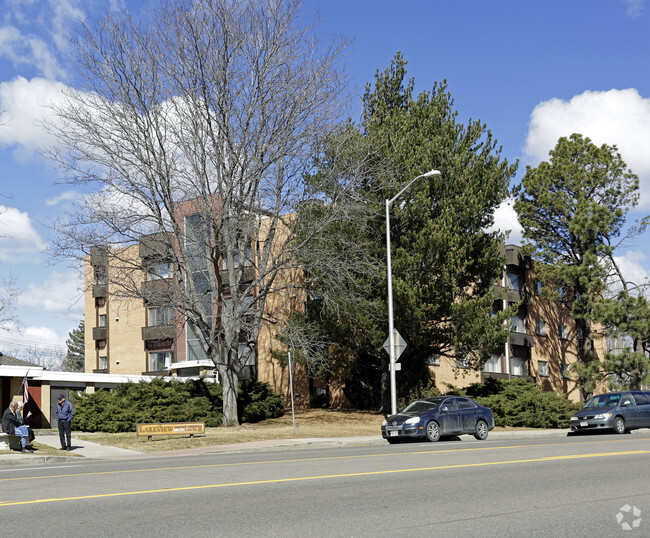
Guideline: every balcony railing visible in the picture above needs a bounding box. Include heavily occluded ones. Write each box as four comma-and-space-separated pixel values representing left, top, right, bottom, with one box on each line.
141, 325, 176, 341
92, 326, 107, 340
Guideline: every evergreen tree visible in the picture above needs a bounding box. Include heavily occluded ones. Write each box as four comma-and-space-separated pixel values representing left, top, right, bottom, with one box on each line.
286, 53, 516, 411
62, 320, 85, 372
514, 133, 644, 398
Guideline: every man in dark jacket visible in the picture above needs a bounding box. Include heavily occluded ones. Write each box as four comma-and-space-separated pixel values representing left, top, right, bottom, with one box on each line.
55, 394, 75, 451
2, 401, 33, 452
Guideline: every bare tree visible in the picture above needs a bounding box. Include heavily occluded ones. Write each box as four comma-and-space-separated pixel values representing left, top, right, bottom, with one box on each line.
47, 0, 357, 426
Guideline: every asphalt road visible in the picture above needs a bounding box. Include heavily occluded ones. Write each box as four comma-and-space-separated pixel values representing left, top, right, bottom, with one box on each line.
1, 431, 649, 537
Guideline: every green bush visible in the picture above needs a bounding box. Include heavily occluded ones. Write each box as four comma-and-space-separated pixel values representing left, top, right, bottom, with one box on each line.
72, 378, 284, 432
449, 377, 581, 429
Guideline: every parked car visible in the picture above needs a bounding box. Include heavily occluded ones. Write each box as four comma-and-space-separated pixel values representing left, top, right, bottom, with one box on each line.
381, 396, 495, 443
570, 391, 650, 434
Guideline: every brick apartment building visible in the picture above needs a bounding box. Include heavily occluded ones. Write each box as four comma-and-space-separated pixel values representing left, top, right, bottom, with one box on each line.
84, 223, 604, 407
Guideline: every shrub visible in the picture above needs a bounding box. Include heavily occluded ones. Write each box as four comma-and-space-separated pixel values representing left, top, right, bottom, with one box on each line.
449, 378, 581, 429
73, 378, 283, 432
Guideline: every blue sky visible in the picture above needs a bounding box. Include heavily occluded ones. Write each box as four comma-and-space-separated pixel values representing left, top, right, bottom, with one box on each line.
0, 0, 648, 364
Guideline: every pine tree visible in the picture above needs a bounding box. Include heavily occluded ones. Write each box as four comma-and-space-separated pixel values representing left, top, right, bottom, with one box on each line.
62, 320, 85, 372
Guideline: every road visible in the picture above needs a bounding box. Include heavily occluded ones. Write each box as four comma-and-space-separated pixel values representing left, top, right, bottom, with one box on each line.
1, 431, 649, 537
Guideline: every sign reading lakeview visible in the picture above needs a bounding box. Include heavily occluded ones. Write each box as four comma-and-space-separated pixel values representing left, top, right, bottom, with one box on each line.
137, 422, 205, 440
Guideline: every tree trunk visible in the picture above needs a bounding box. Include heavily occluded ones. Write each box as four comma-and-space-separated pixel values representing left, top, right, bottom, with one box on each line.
219, 364, 240, 427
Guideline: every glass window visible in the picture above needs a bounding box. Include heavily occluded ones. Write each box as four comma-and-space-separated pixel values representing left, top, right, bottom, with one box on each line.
455, 353, 470, 369
98, 314, 107, 327
538, 360, 549, 377
187, 321, 210, 362
632, 392, 649, 405
148, 261, 171, 281
99, 356, 108, 369
149, 351, 173, 371
441, 398, 458, 410
456, 398, 476, 409
510, 316, 526, 333
506, 272, 520, 291
561, 362, 571, 379
483, 354, 502, 373
535, 281, 543, 295
558, 324, 568, 340
148, 306, 174, 326
426, 354, 440, 366
511, 357, 527, 376
536, 320, 546, 336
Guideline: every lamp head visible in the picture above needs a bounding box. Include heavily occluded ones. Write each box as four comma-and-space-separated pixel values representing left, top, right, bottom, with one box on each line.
423, 169, 441, 178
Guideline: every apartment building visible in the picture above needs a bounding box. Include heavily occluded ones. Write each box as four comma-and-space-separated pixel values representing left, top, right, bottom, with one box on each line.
84, 199, 314, 407
431, 244, 607, 402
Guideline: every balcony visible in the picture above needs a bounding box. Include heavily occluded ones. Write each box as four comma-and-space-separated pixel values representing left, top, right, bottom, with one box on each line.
92, 284, 107, 298
492, 285, 523, 303
92, 326, 107, 340
220, 265, 256, 283
141, 278, 172, 300
139, 232, 171, 259
510, 332, 535, 347
142, 325, 176, 341
90, 245, 108, 267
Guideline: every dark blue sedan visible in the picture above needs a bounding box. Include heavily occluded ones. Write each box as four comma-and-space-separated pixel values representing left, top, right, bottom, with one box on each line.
570, 391, 650, 434
381, 396, 495, 443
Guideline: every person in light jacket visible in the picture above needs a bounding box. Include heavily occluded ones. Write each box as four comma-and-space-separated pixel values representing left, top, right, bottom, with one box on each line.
55, 394, 75, 451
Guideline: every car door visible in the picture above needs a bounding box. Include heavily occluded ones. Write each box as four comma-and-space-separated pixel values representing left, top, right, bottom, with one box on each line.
438, 398, 460, 434
619, 392, 638, 427
632, 392, 650, 427
456, 397, 478, 433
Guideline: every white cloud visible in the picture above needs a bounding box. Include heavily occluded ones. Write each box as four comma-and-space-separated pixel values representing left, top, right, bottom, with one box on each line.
0, 24, 66, 79
0, 205, 46, 261
18, 270, 84, 317
0, 76, 69, 156
623, 0, 645, 17
489, 198, 523, 245
524, 88, 650, 208
45, 190, 80, 207
611, 251, 650, 289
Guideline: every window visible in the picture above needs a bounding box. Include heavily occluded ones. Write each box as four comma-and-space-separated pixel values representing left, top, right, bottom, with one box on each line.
426, 354, 440, 366
149, 351, 173, 371
506, 272, 520, 291
98, 314, 107, 327
456, 398, 477, 409
558, 324, 568, 340
147, 261, 171, 281
510, 316, 526, 333
99, 356, 108, 369
511, 357, 527, 376
561, 362, 571, 379
538, 360, 549, 377
455, 352, 470, 369
535, 281, 543, 296
441, 398, 458, 410
483, 354, 502, 373
148, 306, 174, 326
536, 320, 546, 336
95, 267, 107, 286
187, 321, 210, 362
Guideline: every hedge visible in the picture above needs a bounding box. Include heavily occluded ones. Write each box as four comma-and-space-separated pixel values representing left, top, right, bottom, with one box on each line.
71, 378, 284, 433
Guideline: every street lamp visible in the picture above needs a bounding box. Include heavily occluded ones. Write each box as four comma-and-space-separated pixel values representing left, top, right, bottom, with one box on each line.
386, 169, 441, 416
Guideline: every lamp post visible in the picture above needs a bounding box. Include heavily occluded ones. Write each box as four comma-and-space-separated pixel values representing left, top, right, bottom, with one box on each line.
386, 169, 441, 416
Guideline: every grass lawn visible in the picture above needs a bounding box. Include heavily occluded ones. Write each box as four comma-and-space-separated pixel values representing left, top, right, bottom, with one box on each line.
76, 409, 386, 453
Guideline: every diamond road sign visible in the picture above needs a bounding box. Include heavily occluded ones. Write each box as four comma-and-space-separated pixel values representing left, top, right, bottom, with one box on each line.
383, 329, 407, 360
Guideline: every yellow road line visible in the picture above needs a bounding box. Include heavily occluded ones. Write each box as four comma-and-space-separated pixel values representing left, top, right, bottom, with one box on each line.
0, 436, 647, 483
0, 450, 647, 507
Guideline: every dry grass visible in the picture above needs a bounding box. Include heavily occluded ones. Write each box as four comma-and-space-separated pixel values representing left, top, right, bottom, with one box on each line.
76, 409, 386, 453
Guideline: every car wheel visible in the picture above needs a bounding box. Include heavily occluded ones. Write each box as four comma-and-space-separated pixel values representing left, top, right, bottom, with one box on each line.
426, 421, 441, 442
614, 416, 626, 434
386, 437, 401, 444
474, 420, 489, 440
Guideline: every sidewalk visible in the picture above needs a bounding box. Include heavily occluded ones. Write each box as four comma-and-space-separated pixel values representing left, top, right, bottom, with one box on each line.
0, 429, 573, 468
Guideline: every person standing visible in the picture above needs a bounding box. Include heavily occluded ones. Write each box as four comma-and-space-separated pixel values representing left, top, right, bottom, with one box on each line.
56, 394, 75, 451
2, 401, 33, 452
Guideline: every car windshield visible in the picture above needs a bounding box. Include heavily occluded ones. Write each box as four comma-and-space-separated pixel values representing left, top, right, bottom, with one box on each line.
402, 400, 440, 413
583, 393, 621, 409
